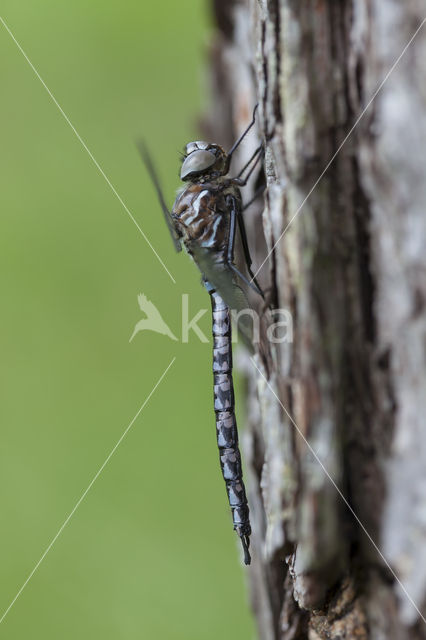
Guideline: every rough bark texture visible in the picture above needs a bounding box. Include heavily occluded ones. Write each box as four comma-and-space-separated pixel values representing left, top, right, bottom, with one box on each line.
205, 2, 426, 639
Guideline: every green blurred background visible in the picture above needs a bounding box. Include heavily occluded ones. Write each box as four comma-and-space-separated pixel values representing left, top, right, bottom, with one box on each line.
0, 2, 254, 637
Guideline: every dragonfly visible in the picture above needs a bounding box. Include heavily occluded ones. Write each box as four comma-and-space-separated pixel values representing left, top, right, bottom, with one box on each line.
139, 106, 264, 565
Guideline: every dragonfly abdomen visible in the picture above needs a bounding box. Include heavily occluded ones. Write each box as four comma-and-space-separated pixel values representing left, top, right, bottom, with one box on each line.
210, 288, 251, 564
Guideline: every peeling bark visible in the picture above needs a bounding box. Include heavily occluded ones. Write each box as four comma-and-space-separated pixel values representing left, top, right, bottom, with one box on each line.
205, 2, 426, 639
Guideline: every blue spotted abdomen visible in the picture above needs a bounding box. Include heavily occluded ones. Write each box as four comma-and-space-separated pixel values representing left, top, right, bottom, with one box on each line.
210, 288, 251, 562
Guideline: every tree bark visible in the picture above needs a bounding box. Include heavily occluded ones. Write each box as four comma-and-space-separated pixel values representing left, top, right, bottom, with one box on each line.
205, 2, 426, 639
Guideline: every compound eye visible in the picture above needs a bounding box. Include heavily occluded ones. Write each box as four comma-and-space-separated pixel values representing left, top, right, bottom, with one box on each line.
180, 149, 216, 180
185, 141, 209, 154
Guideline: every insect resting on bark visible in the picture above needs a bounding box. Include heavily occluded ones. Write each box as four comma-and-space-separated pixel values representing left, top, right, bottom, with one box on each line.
139, 105, 264, 565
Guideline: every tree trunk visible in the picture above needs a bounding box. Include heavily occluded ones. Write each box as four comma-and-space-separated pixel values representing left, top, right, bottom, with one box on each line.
205, 2, 426, 639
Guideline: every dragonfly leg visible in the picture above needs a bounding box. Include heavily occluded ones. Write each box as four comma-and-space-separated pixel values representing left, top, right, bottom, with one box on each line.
235, 212, 264, 297
235, 145, 262, 180
226, 195, 265, 299
226, 198, 237, 265
225, 104, 259, 172
228, 263, 264, 297
231, 146, 264, 187
242, 183, 266, 212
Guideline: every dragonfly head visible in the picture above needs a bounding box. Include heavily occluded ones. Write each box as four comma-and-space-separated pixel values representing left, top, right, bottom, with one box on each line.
180, 141, 227, 181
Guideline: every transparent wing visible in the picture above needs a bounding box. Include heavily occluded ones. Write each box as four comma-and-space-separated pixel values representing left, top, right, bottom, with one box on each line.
189, 243, 254, 351
136, 140, 182, 252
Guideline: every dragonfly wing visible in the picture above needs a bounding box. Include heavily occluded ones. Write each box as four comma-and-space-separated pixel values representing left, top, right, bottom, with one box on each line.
136, 140, 182, 252
189, 243, 254, 351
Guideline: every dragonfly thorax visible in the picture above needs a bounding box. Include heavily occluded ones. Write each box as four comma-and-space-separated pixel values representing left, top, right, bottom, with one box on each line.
180, 141, 227, 182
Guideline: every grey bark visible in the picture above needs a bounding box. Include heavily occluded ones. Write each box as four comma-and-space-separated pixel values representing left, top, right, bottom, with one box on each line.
205, 2, 426, 639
